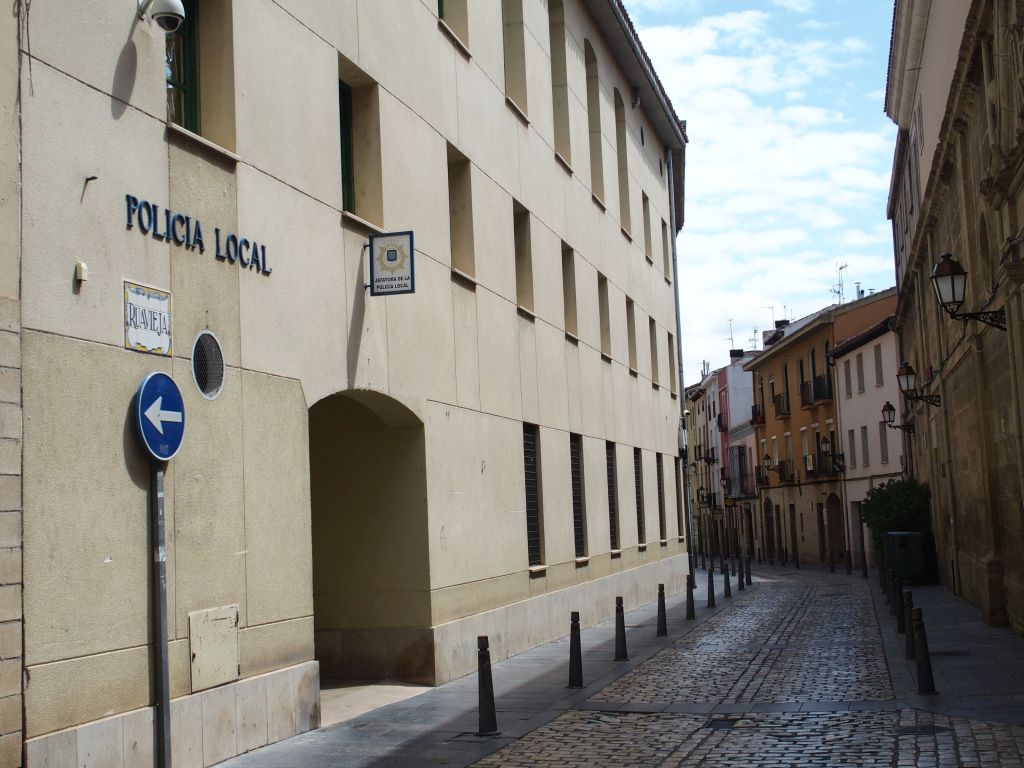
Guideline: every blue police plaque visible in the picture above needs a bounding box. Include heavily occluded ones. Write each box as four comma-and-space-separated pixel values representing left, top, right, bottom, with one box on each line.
135, 372, 186, 461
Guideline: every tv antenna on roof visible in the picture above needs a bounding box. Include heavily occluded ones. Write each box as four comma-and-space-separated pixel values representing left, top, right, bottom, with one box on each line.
832, 262, 848, 305
724, 318, 734, 347
761, 305, 775, 325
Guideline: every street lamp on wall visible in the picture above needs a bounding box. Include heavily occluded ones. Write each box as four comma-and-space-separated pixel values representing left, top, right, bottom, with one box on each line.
896, 362, 941, 407
882, 400, 914, 433
930, 252, 1006, 330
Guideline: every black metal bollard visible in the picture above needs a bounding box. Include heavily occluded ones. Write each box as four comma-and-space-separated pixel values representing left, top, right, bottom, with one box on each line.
911, 607, 937, 695
894, 578, 905, 634
888, 570, 897, 613
723, 562, 732, 598
614, 597, 628, 661
746, 556, 753, 586
685, 578, 696, 620
781, 547, 787, 567
656, 584, 667, 637
707, 566, 716, 608
878, 551, 886, 589
904, 591, 916, 660
845, 550, 852, 575
701, 550, 707, 570
737, 559, 745, 591
884, 569, 892, 606
828, 549, 835, 573
477, 636, 499, 735
568, 612, 583, 688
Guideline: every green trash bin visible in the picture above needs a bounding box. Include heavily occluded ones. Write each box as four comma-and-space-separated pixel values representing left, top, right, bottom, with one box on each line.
883, 531, 925, 583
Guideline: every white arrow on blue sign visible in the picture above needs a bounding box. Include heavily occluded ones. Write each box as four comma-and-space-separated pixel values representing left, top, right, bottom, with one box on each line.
135, 372, 186, 461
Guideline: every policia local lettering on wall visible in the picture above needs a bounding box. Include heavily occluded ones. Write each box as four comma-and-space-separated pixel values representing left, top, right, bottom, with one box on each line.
125, 194, 273, 276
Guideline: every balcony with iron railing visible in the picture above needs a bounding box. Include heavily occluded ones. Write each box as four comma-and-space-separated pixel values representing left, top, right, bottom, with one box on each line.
736, 471, 757, 498
716, 414, 726, 432
775, 458, 796, 483
750, 403, 766, 426
703, 446, 718, 464
800, 375, 833, 408
755, 466, 770, 486
805, 451, 845, 478
707, 491, 720, 508
773, 391, 791, 417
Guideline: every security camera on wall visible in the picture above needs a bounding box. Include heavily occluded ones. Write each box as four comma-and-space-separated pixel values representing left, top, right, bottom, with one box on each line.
138, 0, 186, 33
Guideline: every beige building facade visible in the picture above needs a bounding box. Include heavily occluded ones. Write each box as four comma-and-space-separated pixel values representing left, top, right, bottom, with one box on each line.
886, 0, 1024, 630
3, 1, 687, 765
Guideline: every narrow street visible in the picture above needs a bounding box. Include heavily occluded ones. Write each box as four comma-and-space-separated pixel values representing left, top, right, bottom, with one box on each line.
224, 566, 1024, 767
475, 568, 1024, 767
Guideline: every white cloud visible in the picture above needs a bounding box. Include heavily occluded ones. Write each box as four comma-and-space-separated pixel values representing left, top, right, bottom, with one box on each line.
625, 4, 897, 381
769, 0, 814, 12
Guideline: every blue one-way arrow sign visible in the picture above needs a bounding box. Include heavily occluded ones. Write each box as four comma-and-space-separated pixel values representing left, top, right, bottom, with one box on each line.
136, 372, 185, 461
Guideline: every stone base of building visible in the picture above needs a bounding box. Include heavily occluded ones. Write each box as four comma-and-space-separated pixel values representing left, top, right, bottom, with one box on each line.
316, 553, 691, 687
23, 661, 319, 768
431, 553, 690, 684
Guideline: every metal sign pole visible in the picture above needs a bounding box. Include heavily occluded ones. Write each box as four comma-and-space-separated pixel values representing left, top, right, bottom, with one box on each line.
151, 461, 172, 768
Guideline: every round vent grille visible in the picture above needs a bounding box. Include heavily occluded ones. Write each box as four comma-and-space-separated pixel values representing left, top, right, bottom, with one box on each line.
192, 331, 225, 399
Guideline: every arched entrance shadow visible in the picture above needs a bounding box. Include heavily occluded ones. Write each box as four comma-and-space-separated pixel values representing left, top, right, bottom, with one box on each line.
309, 389, 434, 685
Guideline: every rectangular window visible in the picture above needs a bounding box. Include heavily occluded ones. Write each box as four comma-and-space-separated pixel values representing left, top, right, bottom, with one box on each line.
570, 433, 586, 558
661, 219, 671, 280
878, 421, 889, 464
165, 0, 199, 133
861, 425, 870, 466
598, 273, 611, 358
674, 457, 683, 539
339, 57, 383, 224
649, 318, 659, 386
447, 143, 475, 277
338, 81, 355, 213
656, 454, 666, 541
667, 333, 677, 393
438, 0, 469, 45
633, 448, 645, 544
585, 41, 604, 200
166, 0, 236, 149
614, 89, 630, 232
562, 243, 577, 336
514, 201, 533, 311
501, 0, 528, 112
548, 0, 570, 160
642, 193, 653, 262
874, 344, 884, 386
523, 423, 543, 566
626, 298, 637, 371
855, 353, 865, 393
606, 442, 619, 550
847, 428, 857, 469
843, 359, 852, 398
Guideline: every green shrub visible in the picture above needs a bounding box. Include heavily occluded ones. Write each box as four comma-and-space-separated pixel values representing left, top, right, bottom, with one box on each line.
859, 478, 931, 554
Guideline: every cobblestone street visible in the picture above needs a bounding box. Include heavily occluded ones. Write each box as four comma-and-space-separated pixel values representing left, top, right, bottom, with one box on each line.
474, 569, 1024, 768
223, 565, 1024, 768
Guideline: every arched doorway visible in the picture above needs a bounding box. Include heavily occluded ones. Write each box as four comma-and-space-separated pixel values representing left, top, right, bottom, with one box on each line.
309, 390, 432, 683
826, 492, 845, 567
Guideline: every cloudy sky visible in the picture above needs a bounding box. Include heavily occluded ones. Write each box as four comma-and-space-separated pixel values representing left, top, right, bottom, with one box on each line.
622, 0, 898, 384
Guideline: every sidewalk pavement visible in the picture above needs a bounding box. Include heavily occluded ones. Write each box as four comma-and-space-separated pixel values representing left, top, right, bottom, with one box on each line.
872, 573, 1024, 726
222, 559, 747, 768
